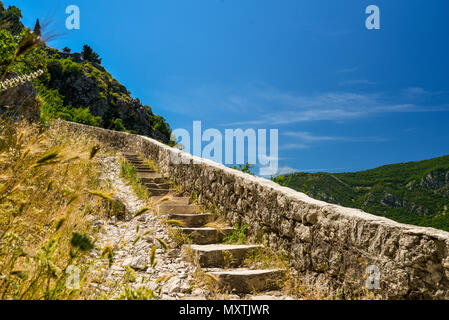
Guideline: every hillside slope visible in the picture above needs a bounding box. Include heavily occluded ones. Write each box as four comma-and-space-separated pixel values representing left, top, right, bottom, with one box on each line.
280, 155, 449, 230
0, 1, 171, 142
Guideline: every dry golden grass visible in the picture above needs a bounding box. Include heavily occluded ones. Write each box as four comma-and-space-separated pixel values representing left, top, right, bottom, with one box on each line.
0, 118, 114, 300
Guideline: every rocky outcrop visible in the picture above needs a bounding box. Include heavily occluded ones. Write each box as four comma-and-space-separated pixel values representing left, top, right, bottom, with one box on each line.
45, 52, 171, 142
421, 170, 449, 191
55, 120, 449, 299
0, 81, 40, 121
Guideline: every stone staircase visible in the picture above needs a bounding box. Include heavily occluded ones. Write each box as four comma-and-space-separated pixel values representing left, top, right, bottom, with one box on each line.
123, 153, 285, 295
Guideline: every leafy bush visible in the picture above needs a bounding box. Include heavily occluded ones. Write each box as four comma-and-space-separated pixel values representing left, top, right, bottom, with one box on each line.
37, 84, 65, 123
150, 114, 171, 138
0, 29, 15, 69
62, 107, 101, 127
47, 58, 83, 78
271, 175, 287, 186
38, 84, 101, 126
231, 163, 255, 175
223, 224, 249, 244
112, 118, 129, 132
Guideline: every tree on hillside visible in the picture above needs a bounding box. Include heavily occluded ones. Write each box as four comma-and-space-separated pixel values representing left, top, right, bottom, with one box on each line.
0, 3, 24, 34
7, 5, 22, 19
81, 44, 101, 64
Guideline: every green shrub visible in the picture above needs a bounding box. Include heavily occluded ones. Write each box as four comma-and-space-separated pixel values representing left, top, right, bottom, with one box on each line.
37, 84, 65, 124
112, 118, 129, 133
150, 114, 171, 138
231, 163, 255, 175
120, 160, 149, 199
223, 224, 249, 244
47, 58, 83, 78
65, 107, 101, 126
0, 29, 16, 69
38, 84, 101, 126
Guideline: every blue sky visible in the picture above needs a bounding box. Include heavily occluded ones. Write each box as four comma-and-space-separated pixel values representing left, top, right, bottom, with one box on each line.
8, 0, 449, 175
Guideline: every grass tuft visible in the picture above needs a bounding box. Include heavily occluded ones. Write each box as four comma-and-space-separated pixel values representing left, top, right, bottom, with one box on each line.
36, 150, 59, 164
89, 145, 101, 160
119, 159, 149, 200
155, 237, 169, 251
134, 207, 150, 217
222, 224, 249, 244
0, 119, 111, 300
88, 190, 114, 201
149, 246, 157, 268
165, 219, 185, 227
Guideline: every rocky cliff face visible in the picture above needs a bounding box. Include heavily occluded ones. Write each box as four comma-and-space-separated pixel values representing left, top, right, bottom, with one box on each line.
44, 49, 171, 143
420, 169, 449, 191
0, 80, 40, 121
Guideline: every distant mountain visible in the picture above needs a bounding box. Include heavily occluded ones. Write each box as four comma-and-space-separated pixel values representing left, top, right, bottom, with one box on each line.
279, 155, 449, 231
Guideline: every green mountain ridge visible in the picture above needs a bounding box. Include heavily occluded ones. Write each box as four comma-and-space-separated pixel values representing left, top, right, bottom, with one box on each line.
280, 155, 449, 231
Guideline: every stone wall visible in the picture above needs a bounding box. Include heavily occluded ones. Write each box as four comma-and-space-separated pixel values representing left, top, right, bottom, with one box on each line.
56, 120, 449, 299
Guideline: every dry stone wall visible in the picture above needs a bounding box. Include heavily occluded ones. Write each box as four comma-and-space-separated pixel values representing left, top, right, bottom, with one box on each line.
56, 120, 449, 299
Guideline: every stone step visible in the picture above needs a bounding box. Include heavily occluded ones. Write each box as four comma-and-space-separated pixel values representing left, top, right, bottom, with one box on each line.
189, 244, 262, 267
168, 213, 214, 228
137, 172, 164, 179
158, 204, 200, 215
124, 155, 142, 162
140, 176, 168, 184
126, 158, 143, 162
144, 182, 171, 189
122, 153, 139, 158
147, 188, 178, 197
129, 161, 145, 166
136, 169, 156, 173
147, 188, 176, 196
152, 196, 190, 205
205, 269, 285, 294
180, 227, 233, 245
134, 165, 153, 170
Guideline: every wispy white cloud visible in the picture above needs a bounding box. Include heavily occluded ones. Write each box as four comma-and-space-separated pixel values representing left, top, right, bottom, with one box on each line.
401, 87, 446, 98
154, 81, 449, 127
336, 66, 359, 74
403, 87, 427, 96
223, 87, 448, 126
280, 143, 309, 150
338, 79, 376, 86
285, 131, 339, 142
284, 131, 390, 143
